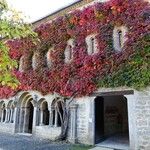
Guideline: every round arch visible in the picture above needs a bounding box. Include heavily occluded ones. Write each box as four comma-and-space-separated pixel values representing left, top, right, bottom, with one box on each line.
38, 98, 49, 126
16, 92, 35, 134
17, 92, 32, 107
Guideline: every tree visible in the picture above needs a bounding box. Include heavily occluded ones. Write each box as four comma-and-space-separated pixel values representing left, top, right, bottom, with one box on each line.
0, 0, 36, 89
53, 93, 76, 140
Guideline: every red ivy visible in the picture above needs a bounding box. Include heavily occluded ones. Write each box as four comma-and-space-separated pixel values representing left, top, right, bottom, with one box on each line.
0, 0, 149, 98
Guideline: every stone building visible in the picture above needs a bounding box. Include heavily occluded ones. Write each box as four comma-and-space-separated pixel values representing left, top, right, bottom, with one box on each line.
0, 0, 150, 150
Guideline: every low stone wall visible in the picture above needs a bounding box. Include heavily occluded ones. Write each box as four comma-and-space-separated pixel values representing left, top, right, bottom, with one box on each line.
34, 126, 61, 140
0, 123, 15, 134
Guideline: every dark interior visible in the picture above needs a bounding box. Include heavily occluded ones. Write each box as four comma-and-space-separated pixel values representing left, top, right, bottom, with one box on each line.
28, 102, 33, 133
95, 96, 104, 143
95, 95, 129, 144
43, 102, 49, 125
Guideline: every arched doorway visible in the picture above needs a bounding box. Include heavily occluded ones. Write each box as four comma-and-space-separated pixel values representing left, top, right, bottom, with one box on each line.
38, 99, 49, 126
95, 95, 129, 149
16, 92, 34, 134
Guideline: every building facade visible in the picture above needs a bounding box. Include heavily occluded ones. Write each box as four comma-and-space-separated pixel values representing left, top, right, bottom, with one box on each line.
0, 0, 150, 150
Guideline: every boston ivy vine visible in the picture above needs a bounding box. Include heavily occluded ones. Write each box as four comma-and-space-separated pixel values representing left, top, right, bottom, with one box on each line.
0, 0, 150, 98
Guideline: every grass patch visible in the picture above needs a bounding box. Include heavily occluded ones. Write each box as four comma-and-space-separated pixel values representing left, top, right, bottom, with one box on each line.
70, 144, 93, 150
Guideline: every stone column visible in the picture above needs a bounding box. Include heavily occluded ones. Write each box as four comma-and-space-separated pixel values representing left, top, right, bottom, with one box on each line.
5, 108, 8, 123
36, 107, 40, 126
49, 107, 54, 127
13, 108, 18, 124
32, 106, 38, 134
19, 107, 25, 132
39, 109, 44, 126
69, 104, 78, 143
8, 109, 11, 123
54, 109, 58, 127
14, 107, 19, 133
23, 107, 30, 133
1, 109, 4, 123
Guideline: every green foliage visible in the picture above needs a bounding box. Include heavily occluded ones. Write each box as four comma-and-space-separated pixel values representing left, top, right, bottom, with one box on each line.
0, 0, 37, 88
98, 35, 150, 89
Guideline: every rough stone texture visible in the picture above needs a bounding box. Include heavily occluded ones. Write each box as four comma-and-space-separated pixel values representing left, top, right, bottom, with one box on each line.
34, 126, 61, 140
74, 96, 95, 145
135, 89, 150, 150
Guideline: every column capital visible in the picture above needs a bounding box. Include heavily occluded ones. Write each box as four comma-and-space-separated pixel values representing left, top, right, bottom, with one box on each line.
48, 106, 55, 111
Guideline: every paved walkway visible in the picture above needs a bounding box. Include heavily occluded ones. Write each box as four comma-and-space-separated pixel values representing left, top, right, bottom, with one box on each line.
0, 133, 72, 150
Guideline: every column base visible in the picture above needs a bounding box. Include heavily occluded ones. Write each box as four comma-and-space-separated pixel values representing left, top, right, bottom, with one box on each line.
39, 123, 44, 126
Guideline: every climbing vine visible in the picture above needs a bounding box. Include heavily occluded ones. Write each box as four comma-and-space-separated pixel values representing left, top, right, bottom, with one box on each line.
0, 0, 149, 98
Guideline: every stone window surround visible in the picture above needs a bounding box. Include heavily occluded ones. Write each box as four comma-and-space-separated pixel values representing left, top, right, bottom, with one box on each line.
113, 26, 128, 52
64, 39, 74, 63
46, 47, 54, 68
86, 34, 98, 55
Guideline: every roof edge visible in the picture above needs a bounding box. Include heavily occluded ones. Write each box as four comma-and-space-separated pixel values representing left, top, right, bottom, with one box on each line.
32, 0, 94, 28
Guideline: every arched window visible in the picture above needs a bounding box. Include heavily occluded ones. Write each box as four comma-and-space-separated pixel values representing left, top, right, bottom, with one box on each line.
64, 39, 74, 63
32, 53, 37, 70
32, 51, 47, 70
19, 53, 32, 72
113, 26, 128, 52
86, 34, 98, 55
46, 47, 53, 68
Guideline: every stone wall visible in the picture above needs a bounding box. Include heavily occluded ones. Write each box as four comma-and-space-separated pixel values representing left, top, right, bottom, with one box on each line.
74, 96, 95, 145
134, 89, 150, 150
0, 88, 150, 150
34, 126, 61, 140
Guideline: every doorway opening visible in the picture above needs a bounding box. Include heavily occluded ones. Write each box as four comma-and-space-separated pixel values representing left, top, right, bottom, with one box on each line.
95, 95, 129, 149
28, 101, 34, 133
43, 101, 49, 125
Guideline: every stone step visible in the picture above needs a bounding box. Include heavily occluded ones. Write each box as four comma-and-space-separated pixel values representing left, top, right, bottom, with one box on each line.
89, 147, 114, 150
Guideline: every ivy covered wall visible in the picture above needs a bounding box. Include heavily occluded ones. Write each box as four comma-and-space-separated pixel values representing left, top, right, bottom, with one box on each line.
0, 0, 149, 98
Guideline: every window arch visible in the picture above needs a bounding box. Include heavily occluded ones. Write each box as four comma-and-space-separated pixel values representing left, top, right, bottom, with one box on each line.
46, 47, 53, 68
64, 39, 74, 63
32, 51, 47, 70
86, 34, 98, 55
113, 26, 128, 52
19, 54, 32, 72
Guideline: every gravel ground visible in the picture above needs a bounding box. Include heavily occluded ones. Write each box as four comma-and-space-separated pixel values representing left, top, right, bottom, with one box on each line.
0, 133, 72, 150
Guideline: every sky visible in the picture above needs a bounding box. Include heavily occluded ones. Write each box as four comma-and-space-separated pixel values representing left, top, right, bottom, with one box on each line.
6, 0, 78, 23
